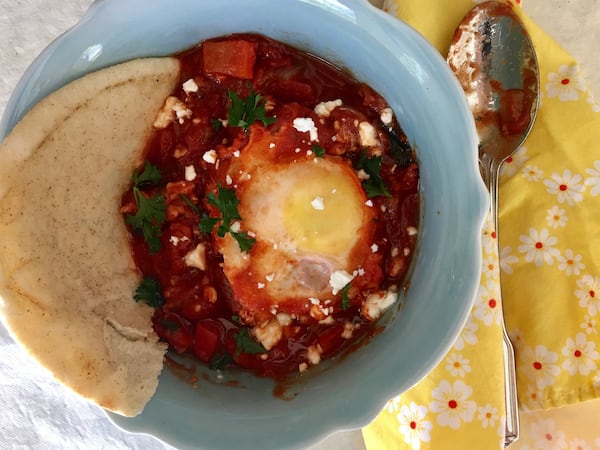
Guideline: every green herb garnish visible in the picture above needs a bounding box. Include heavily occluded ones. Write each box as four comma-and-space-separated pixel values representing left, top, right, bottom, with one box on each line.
312, 144, 326, 158
354, 151, 391, 198
233, 328, 266, 356
134, 276, 165, 308
126, 161, 166, 253
341, 283, 352, 310
227, 88, 275, 131
179, 193, 201, 215
209, 352, 234, 370
200, 184, 256, 252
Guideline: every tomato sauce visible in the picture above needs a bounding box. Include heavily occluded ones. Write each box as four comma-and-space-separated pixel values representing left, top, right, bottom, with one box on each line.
121, 34, 419, 378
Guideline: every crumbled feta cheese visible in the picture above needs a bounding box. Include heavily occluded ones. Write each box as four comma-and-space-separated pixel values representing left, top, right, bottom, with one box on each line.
293, 117, 319, 142
311, 196, 325, 211
365, 200, 373, 207
295, 148, 301, 153
380, 107, 393, 125
329, 270, 355, 295
404, 247, 411, 256
318, 316, 335, 325
357, 169, 370, 181
342, 321, 354, 339
153, 96, 179, 129
247, 231, 256, 238
257, 282, 265, 289
233, 150, 240, 158
265, 273, 275, 282
299, 362, 309, 373
225, 174, 233, 185
308, 297, 321, 305
359, 121, 379, 147
253, 320, 282, 351
276, 313, 292, 326
391, 247, 400, 257
184, 243, 207, 271
314, 99, 342, 118
269, 142, 276, 149
307, 345, 322, 365
362, 288, 399, 321
407, 226, 418, 236
182, 78, 199, 93
169, 236, 180, 246
184, 165, 197, 181
230, 221, 241, 233
371, 243, 379, 253
203, 150, 218, 164
172, 100, 192, 124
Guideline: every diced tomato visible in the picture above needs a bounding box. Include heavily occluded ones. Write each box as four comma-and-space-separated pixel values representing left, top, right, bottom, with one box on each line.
193, 321, 220, 362
266, 80, 315, 103
153, 312, 193, 354
317, 323, 346, 358
202, 40, 257, 80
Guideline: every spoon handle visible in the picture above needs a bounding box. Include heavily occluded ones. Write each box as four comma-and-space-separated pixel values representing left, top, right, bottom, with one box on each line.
480, 154, 520, 447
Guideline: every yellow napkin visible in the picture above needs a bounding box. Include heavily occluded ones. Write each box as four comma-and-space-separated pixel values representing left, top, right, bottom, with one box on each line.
362, 0, 600, 448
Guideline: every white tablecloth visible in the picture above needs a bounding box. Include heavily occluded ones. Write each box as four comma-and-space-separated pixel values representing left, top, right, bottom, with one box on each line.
1, 1, 598, 449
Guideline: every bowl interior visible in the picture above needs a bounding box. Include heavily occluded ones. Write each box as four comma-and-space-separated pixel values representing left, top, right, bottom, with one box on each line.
0, 0, 487, 449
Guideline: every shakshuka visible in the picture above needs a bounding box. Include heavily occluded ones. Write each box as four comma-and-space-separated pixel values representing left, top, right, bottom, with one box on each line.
121, 34, 420, 378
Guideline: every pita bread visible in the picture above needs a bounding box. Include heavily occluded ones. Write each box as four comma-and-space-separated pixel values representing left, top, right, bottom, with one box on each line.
0, 57, 180, 416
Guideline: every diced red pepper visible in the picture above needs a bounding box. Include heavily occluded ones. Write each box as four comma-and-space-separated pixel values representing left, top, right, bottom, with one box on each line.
193, 321, 220, 362
154, 312, 193, 354
202, 40, 257, 80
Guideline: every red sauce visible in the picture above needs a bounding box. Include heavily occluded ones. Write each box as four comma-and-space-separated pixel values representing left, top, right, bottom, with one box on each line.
121, 34, 419, 379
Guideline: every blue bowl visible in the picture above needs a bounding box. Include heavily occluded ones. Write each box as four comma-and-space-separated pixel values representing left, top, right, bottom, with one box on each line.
0, 0, 488, 449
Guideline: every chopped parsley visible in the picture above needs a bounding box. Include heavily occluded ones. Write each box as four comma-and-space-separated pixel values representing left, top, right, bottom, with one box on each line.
233, 328, 266, 356
134, 276, 165, 308
312, 144, 326, 158
341, 283, 352, 310
200, 184, 256, 252
227, 88, 275, 131
125, 161, 166, 253
179, 193, 201, 215
354, 151, 391, 198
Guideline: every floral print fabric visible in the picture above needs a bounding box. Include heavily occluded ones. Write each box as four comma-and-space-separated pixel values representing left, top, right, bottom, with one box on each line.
363, 0, 600, 448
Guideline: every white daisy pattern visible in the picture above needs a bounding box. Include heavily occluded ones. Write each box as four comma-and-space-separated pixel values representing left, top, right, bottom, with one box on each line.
445, 353, 472, 378
452, 316, 479, 351
546, 205, 568, 229
482, 254, 500, 280
575, 275, 600, 316
499, 246, 519, 275
396, 402, 433, 450
569, 439, 592, 450
521, 384, 545, 411
385, 395, 401, 413
587, 94, 600, 113
584, 160, 600, 196
557, 249, 585, 276
519, 344, 561, 389
477, 403, 499, 428
474, 279, 502, 326
518, 228, 560, 267
543, 169, 586, 205
580, 315, 598, 335
546, 64, 586, 101
561, 333, 600, 376
522, 164, 544, 182
500, 146, 529, 178
429, 380, 477, 430
530, 418, 567, 450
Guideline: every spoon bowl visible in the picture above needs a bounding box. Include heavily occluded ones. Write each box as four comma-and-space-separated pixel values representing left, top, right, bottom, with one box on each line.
447, 1, 540, 446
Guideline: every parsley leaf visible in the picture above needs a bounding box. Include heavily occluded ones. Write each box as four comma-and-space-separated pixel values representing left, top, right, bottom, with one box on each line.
354, 152, 391, 198
126, 162, 166, 253
341, 283, 352, 310
233, 328, 266, 356
134, 276, 165, 308
201, 184, 255, 252
227, 88, 275, 131
312, 144, 326, 158
231, 231, 256, 253
209, 351, 233, 371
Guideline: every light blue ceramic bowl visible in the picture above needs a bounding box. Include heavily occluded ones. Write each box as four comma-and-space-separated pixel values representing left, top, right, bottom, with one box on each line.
0, 0, 488, 449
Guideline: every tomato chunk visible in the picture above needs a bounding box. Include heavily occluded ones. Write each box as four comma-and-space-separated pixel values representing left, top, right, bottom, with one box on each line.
202, 40, 257, 80
193, 321, 220, 362
154, 312, 193, 354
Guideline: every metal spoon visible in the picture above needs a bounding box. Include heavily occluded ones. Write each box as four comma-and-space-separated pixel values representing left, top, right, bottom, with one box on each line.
447, 1, 539, 447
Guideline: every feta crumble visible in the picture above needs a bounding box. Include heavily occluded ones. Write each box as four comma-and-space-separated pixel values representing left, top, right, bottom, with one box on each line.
314, 99, 342, 118
358, 121, 379, 147
311, 196, 325, 211
329, 270, 355, 295
182, 78, 199, 93
184, 165, 197, 181
203, 150, 218, 164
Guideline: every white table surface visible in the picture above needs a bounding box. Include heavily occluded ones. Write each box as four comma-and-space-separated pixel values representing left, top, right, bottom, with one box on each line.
1, 1, 598, 449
